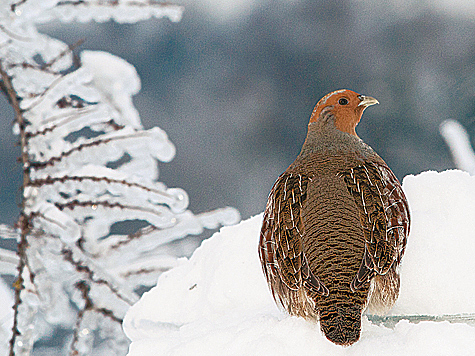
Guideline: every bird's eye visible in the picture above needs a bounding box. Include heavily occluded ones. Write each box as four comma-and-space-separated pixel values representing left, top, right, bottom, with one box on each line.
338, 98, 349, 105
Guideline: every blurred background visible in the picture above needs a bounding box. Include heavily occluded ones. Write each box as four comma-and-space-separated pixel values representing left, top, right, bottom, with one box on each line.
2, 0, 475, 227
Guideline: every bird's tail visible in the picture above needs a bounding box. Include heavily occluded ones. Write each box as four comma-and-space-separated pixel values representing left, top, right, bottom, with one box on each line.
319, 304, 362, 346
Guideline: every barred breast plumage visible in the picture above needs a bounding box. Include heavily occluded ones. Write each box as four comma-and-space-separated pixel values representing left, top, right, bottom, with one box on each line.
259, 89, 410, 346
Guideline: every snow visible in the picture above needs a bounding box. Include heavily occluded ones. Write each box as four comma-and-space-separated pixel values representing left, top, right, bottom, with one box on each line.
123, 169, 475, 355
395, 170, 475, 315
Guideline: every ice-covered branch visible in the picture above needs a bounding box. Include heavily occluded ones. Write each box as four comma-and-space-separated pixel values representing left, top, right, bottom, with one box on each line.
0, 52, 35, 356
10, 0, 183, 25
440, 119, 475, 175
0, 1, 240, 354
367, 313, 475, 328
0, 246, 19, 276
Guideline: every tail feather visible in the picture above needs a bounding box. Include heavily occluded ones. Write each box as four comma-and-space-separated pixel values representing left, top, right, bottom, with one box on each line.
319, 305, 362, 346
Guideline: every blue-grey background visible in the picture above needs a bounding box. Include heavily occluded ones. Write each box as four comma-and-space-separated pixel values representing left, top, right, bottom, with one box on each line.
2, 0, 474, 229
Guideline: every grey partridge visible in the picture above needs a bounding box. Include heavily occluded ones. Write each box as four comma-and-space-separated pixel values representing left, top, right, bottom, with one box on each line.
259, 89, 410, 346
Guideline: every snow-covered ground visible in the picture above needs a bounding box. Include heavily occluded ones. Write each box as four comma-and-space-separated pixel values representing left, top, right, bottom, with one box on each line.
123, 170, 475, 356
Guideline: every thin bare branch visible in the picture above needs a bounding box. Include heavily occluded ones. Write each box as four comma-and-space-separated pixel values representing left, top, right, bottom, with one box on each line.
0, 58, 32, 356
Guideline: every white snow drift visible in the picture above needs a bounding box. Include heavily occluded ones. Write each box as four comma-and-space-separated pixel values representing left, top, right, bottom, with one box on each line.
124, 170, 475, 356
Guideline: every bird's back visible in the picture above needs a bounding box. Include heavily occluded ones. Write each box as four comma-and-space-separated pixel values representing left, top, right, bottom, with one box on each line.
296, 153, 370, 345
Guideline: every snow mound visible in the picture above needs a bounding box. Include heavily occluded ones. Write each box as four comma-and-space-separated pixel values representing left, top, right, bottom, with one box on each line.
395, 169, 475, 315
124, 170, 475, 355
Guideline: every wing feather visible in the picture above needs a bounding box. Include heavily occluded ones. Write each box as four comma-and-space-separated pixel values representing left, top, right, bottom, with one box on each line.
340, 162, 410, 291
259, 173, 328, 303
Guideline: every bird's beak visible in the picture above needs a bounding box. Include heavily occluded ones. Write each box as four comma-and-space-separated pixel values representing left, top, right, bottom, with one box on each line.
357, 95, 379, 107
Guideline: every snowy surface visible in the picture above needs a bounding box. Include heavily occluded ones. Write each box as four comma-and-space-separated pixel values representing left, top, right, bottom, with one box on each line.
124, 170, 475, 355
394, 170, 475, 315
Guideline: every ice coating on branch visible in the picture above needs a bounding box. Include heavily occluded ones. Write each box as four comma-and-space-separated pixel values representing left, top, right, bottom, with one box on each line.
0, 278, 14, 355
440, 119, 475, 175
81, 51, 142, 129
27, 201, 81, 243
42, 1, 184, 24
2, 0, 183, 26
0, 246, 19, 275
198, 207, 243, 229
0, 1, 239, 355
29, 126, 176, 179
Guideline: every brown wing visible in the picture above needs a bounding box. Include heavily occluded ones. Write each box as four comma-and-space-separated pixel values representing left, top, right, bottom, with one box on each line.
339, 162, 410, 291
259, 172, 329, 301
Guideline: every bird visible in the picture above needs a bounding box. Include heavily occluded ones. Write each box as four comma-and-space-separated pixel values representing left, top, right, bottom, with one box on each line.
259, 89, 410, 346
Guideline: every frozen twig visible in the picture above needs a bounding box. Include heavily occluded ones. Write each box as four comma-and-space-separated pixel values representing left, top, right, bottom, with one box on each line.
440, 119, 475, 175
0, 1, 239, 354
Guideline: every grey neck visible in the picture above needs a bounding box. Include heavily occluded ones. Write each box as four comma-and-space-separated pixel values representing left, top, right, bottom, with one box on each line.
299, 121, 363, 157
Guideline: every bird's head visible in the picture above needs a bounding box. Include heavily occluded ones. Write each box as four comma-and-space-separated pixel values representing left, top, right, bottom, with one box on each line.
309, 89, 379, 137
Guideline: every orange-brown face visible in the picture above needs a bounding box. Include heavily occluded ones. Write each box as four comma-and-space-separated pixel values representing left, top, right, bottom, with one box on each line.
309, 89, 379, 136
